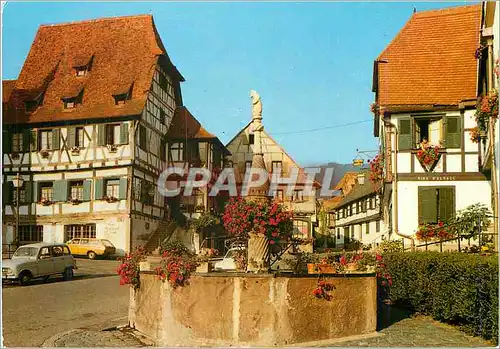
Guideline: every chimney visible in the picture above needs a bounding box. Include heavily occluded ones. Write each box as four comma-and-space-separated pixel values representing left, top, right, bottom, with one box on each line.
357, 172, 365, 185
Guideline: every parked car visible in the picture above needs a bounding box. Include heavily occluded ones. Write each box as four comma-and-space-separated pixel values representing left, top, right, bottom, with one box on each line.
66, 238, 116, 259
2, 243, 77, 286
214, 246, 246, 271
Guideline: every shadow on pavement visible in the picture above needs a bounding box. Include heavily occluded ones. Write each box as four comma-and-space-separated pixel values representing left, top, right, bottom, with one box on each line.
377, 301, 413, 331
2, 273, 117, 288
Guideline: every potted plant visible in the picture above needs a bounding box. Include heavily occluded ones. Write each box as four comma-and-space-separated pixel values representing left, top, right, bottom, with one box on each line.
102, 195, 119, 203
107, 144, 118, 153
470, 126, 480, 143
68, 197, 82, 205
475, 89, 499, 135
70, 146, 80, 155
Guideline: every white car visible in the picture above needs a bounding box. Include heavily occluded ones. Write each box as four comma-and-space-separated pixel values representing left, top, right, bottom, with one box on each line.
214, 247, 246, 271
2, 243, 77, 286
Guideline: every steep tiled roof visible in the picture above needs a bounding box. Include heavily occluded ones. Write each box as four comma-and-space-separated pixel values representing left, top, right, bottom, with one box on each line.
376, 4, 481, 106
323, 172, 358, 211
2, 80, 16, 103
3, 14, 183, 125
168, 106, 230, 154
337, 180, 377, 208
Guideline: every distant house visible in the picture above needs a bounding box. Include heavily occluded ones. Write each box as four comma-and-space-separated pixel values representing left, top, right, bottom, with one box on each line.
372, 4, 492, 247
2, 15, 186, 255
225, 118, 320, 252
332, 172, 386, 249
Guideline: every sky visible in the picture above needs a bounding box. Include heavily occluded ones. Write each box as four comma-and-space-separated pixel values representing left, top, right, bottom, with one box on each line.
2, 1, 471, 166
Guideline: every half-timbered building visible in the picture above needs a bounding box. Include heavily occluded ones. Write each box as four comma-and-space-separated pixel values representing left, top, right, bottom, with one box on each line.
372, 4, 493, 247
2, 15, 185, 255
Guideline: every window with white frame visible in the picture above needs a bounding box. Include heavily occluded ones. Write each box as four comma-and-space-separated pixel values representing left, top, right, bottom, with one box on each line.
64, 224, 96, 241
271, 161, 282, 175
75, 127, 85, 148
106, 124, 120, 145
170, 142, 184, 161
292, 190, 304, 202
70, 181, 84, 200
12, 133, 23, 153
39, 130, 53, 150
40, 182, 54, 201
274, 189, 284, 201
292, 220, 309, 239
106, 179, 120, 198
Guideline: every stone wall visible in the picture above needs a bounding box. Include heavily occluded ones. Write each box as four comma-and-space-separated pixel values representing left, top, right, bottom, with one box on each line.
129, 272, 377, 346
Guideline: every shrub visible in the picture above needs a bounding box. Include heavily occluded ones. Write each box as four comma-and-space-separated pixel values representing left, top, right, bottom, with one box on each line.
377, 240, 404, 253
382, 252, 498, 343
117, 246, 147, 290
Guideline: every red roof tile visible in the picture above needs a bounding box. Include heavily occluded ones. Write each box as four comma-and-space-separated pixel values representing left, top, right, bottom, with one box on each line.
3, 14, 183, 125
377, 4, 481, 106
2, 80, 16, 103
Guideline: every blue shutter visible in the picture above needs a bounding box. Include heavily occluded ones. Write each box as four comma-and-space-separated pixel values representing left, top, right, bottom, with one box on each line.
120, 123, 129, 145
119, 178, 128, 200
54, 180, 68, 202
83, 180, 92, 201
95, 178, 104, 200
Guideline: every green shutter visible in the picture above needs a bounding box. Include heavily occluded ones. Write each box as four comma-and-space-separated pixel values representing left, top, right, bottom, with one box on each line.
366, 222, 370, 234
83, 180, 92, 201
67, 127, 76, 148
3, 182, 12, 204
52, 129, 60, 150
22, 129, 31, 152
120, 123, 129, 145
418, 187, 438, 224
119, 178, 128, 199
95, 178, 104, 200
445, 116, 461, 149
160, 139, 166, 161
54, 180, 68, 202
438, 187, 455, 222
97, 124, 106, 146
398, 118, 412, 150
30, 130, 38, 151
3, 131, 12, 153
24, 181, 33, 203
33, 182, 39, 202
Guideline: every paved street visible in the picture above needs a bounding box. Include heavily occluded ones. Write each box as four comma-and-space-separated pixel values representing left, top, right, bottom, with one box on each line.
2, 258, 130, 347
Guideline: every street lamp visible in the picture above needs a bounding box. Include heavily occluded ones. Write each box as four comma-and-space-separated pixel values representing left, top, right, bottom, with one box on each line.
12, 174, 24, 246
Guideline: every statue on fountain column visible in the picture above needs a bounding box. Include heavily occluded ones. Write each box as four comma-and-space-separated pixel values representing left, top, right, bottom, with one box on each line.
250, 90, 262, 120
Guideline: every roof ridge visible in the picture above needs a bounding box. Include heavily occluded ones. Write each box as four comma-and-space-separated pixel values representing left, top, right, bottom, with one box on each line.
413, 3, 480, 18
39, 14, 152, 28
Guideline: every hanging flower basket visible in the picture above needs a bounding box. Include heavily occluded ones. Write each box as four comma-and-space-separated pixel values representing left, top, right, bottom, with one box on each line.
368, 154, 384, 192
470, 126, 480, 144
416, 144, 441, 172
475, 89, 499, 133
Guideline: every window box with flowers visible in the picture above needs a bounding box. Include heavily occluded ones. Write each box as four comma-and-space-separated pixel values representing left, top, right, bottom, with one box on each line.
107, 144, 118, 153
368, 154, 384, 191
102, 195, 119, 203
416, 141, 442, 172
39, 197, 53, 206
68, 197, 82, 205
70, 146, 81, 155
40, 149, 50, 158
475, 89, 498, 135
415, 221, 454, 242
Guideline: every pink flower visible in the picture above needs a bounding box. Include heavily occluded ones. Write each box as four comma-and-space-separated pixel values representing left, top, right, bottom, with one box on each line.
269, 240, 276, 245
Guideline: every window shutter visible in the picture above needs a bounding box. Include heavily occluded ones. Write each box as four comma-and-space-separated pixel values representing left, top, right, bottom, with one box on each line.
30, 130, 38, 151
94, 178, 104, 200
67, 127, 76, 148
160, 139, 166, 161
52, 129, 60, 150
3, 131, 12, 153
119, 178, 128, 200
418, 187, 438, 223
398, 118, 412, 150
445, 116, 461, 149
119, 123, 129, 145
83, 180, 92, 201
54, 180, 68, 202
3, 182, 13, 204
25, 181, 33, 203
97, 124, 106, 146
438, 187, 455, 222
22, 129, 31, 151
33, 182, 39, 202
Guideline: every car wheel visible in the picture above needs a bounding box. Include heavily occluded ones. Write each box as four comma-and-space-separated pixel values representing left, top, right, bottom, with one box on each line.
43, 275, 51, 283
87, 251, 97, 260
19, 271, 32, 286
62, 267, 74, 281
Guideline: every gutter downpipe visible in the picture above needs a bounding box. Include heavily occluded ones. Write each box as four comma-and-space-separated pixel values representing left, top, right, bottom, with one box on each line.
385, 120, 415, 251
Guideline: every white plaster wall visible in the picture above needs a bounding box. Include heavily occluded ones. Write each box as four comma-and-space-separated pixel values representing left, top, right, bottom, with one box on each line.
397, 153, 411, 173
397, 180, 492, 236
97, 218, 128, 255
446, 154, 462, 172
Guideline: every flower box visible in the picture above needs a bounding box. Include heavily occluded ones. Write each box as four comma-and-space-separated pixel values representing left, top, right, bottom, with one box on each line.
70, 146, 81, 155
103, 195, 119, 203
307, 263, 337, 274
40, 150, 50, 158
107, 144, 118, 153
39, 198, 53, 206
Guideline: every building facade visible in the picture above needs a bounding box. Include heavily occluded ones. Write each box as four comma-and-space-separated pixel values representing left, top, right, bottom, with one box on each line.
2, 15, 186, 255
225, 115, 320, 251
372, 5, 493, 247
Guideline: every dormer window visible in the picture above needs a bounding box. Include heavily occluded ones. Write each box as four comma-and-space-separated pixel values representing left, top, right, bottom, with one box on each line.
112, 82, 133, 106
72, 54, 94, 77
61, 87, 83, 110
